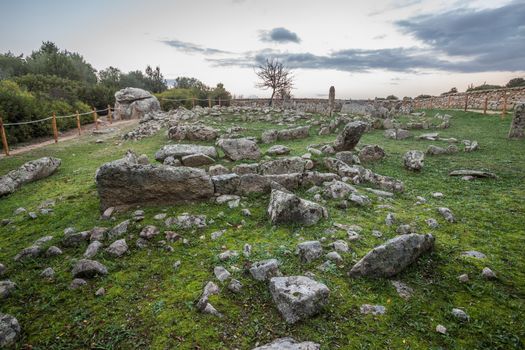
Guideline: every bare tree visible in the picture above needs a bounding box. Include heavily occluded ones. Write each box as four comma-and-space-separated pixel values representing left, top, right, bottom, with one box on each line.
256, 58, 294, 106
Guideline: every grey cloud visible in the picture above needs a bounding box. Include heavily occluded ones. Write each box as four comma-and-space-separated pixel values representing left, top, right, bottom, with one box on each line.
368, 0, 423, 16
161, 39, 232, 55
259, 27, 301, 43
396, 1, 525, 71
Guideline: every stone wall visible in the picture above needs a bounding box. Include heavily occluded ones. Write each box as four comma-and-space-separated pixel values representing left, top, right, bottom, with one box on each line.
231, 98, 344, 114
413, 86, 525, 112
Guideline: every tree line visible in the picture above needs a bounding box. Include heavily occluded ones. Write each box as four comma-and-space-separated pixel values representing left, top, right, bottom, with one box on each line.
0, 41, 232, 145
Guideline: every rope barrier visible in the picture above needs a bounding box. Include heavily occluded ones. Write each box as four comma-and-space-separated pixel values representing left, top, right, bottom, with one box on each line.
3, 108, 110, 126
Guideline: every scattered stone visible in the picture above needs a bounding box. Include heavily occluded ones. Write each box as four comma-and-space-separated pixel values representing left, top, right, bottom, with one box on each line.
243, 243, 252, 258
214, 266, 231, 282
332, 240, 349, 253
95, 287, 106, 296
211, 230, 226, 240
384, 128, 410, 140
385, 212, 396, 226
349, 193, 371, 206
426, 218, 439, 229
326, 251, 343, 262
481, 267, 496, 279
250, 259, 281, 281
437, 207, 455, 222
90, 227, 108, 241
259, 157, 306, 175
101, 207, 115, 220
173, 260, 181, 270
358, 145, 385, 162
297, 241, 323, 263
84, 241, 103, 259
252, 337, 320, 350
139, 225, 160, 240
266, 145, 290, 156
208, 164, 229, 176
181, 153, 215, 167
13, 207, 26, 215
0, 280, 16, 299
228, 279, 243, 293
14, 246, 42, 261
106, 239, 128, 257
41, 267, 55, 279
268, 190, 327, 226
46, 246, 63, 257
241, 208, 252, 217
403, 150, 424, 171
335, 151, 361, 165
108, 220, 130, 240
360, 304, 386, 315
449, 169, 497, 179
349, 234, 435, 278
217, 138, 261, 161
0, 313, 20, 347
458, 274, 469, 283
168, 124, 218, 141
432, 192, 444, 198
72, 259, 108, 278
372, 230, 383, 238
322, 180, 355, 199
391, 280, 413, 299
218, 250, 238, 261
464, 140, 479, 152
0, 157, 61, 197
269, 276, 330, 324
167, 214, 207, 229
451, 308, 469, 322
396, 224, 414, 235
69, 278, 87, 289
461, 250, 486, 259
114, 87, 160, 119
436, 324, 447, 334
62, 230, 90, 247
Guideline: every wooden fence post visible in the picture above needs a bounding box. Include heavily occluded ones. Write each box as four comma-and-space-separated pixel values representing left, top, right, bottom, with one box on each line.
447, 95, 451, 108
464, 94, 468, 112
92, 107, 98, 130
208, 97, 211, 108
483, 96, 488, 114
0, 116, 9, 156
107, 105, 112, 124
52, 112, 58, 143
502, 91, 507, 118
76, 111, 81, 135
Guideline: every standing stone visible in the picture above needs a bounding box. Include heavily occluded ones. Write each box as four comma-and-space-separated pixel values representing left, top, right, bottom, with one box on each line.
269, 276, 330, 324
333, 121, 368, 151
328, 86, 335, 116
508, 103, 525, 139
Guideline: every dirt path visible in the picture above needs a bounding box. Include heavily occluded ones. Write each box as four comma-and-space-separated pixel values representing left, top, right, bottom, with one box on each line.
1, 118, 139, 158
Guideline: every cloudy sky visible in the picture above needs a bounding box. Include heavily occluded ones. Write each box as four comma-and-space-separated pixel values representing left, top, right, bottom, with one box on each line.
1, 0, 524, 98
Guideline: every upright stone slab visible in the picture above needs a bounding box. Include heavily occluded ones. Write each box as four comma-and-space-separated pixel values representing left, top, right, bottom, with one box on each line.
333, 121, 368, 151
509, 103, 525, 139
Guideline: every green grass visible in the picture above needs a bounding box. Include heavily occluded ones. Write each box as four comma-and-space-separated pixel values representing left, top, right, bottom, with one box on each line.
0, 109, 524, 349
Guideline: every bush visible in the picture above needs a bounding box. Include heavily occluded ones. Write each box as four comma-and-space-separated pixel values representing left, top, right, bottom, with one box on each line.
156, 88, 196, 110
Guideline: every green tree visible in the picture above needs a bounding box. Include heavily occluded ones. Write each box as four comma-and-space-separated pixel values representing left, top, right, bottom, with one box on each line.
144, 65, 167, 93
506, 77, 525, 88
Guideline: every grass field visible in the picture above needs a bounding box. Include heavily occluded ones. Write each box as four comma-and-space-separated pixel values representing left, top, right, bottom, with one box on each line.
0, 109, 524, 349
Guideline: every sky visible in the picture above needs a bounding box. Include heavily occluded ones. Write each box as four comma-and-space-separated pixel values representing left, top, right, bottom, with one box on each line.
0, 0, 524, 99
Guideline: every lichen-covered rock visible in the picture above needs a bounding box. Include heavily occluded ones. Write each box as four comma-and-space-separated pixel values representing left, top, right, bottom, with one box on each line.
349, 234, 435, 278
277, 126, 310, 141
0, 280, 16, 299
297, 241, 323, 263
268, 190, 327, 226
217, 138, 261, 161
96, 151, 214, 210
333, 121, 368, 151
181, 153, 215, 167
0, 157, 61, 197
384, 129, 410, 140
322, 180, 356, 199
0, 313, 20, 347
168, 124, 218, 141
509, 103, 525, 139
335, 151, 361, 165
403, 150, 424, 171
252, 337, 320, 350
269, 276, 330, 324
259, 157, 306, 175
249, 259, 281, 281
358, 145, 385, 162
266, 145, 290, 156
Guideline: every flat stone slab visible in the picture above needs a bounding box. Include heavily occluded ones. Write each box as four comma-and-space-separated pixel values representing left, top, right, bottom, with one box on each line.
252, 337, 320, 350
154, 144, 217, 161
449, 170, 497, 178
0, 157, 61, 197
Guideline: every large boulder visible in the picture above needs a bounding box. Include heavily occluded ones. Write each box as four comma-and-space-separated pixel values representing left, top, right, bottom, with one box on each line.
267, 190, 327, 226
0, 157, 61, 197
155, 144, 217, 162
217, 138, 261, 161
269, 276, 330, 324
333, 121, 368, 151
509, 103, 525, 139
114, 87, 160, 120
252, 338, 320, 350
168, 124, 218, 141
349, 233, 435, 278
96, 151, 214, 210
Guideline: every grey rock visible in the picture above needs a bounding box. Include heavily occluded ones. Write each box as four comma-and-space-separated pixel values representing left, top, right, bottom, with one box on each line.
214, 266, 231, 282
335, 151, 361, 165
268, 190, 327, 226
384, 128, 410, 140
181, 153, 215, 167
108, 220, 131, 240
426, 218, 439, 229
69, 278, 87, 289
437, 207, 455, 223
297, 241, 323, 263
46, 246, 63, 257
0, 157, 61, 197
243, 243, 252, 258
250, 259, 281, 281
252, 337, 320, 350
155, 144, 218, 161
333, 121, 368, 151
167, 214, 206, 229
228, 279, 243, 293
218, 250, 238, 261
233, 163, 259, 175
139, 225, 160, 240
436, 324, 447, 334
62, 230, 90, 247
508, 102, 525, 139
114, 87, 160, 120
391, 280, 413, 299
41, 267, 55, 279
259, 157, 306, 175
168, 124, 218, 141
451, 308, 469, 322
95, 287, 106, 296
90, 227, 108, 241
276, 126, 310, 141
266, 145, 291, 156
360, 304, 386, 315
332, 240, 349, 253
72, 259, 108, 278
241, 208, 252, 217
322, 180, 355, 199
208, 164, 229, 176
403, 150, 425, 171
461, 250, 486, 259
34, 235, 53, 246
269, 276, 330, 324
358, 145, 385, 162
14, 246, 42, 261
481, 267, 496, 279
0, 280, 16, 299
0, 313, 20, 347
212, 173, 240, 195
84, 241, 103, 258
106, 239, 128, 257
349, 234, 435, 278
326, 251, 343, 262
349, 193, 371, 206
217, 138, 261, 161
458, 273, 469, 282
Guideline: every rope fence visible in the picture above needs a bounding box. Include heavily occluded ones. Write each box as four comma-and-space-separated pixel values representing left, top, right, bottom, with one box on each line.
0, 106, 113, 156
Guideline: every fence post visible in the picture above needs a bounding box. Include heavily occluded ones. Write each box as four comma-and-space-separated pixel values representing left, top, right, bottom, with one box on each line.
0, 116, 9, 156
76, 111, 81, 135
92, 107, 98, 129
502, 90, 507, 118
483, 96, 488, 114
107, 105, 112, 124
208, 97, 211, 108
52, 112, 58, 143
447, 95, 451, 108
464, 94, 468, 112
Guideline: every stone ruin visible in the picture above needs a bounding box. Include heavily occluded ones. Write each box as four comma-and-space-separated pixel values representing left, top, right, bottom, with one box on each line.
114, 87, 160, 120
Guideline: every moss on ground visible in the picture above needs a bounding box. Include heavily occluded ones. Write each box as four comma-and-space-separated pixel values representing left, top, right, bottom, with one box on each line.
0, 109, 524, 349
